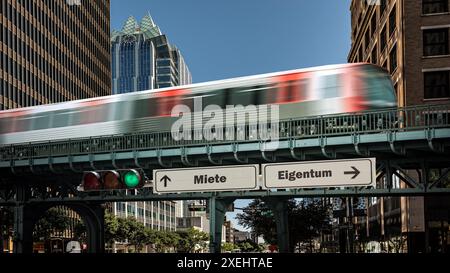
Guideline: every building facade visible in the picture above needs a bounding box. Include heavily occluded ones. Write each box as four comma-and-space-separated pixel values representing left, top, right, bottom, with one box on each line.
348, 0, 450, 253
110, 14, 192, 237
111, 14, 191, 94
0, 0, 110, 253
348, 0, 450, 107
0, 0, 111, 110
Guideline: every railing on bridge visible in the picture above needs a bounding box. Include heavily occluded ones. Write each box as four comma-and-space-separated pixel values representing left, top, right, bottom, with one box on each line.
1, 103, 449, 161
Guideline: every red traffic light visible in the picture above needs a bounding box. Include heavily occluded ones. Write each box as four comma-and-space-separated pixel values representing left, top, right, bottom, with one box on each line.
103, 170, 122, 189
82, 172, 102, 191
81, 169, 145, 191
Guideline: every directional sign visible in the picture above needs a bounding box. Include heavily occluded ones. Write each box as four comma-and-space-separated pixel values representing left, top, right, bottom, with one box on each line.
153, 165, 259, 193
262, 158, 375, 189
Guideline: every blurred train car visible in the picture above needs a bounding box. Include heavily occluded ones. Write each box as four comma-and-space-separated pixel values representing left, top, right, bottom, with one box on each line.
0, 63, 397, 145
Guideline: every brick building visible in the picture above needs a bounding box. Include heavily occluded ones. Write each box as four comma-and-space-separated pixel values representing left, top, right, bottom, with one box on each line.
348, 0, 450, 253
348, 0, 449, 107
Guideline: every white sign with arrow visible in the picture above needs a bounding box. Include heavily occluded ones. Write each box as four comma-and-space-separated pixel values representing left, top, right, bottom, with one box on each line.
153, 165, 259, 193
262, 158, 376, 189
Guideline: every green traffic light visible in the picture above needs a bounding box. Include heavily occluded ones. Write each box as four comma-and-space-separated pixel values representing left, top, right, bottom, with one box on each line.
123, 170, 140, 188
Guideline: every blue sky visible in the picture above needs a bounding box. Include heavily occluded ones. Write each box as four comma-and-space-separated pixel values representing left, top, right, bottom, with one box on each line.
111, 0, 352, 83
111, 0, 352, 230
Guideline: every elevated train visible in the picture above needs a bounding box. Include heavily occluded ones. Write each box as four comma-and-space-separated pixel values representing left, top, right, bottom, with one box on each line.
0, 63, 397, 145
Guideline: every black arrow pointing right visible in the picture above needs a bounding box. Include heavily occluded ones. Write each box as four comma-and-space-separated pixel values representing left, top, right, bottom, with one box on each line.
344, 166, 360, 179
160, 175, 171, 187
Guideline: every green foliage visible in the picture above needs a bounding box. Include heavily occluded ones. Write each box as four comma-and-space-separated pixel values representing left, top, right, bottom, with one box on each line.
235, 239, 265, 253
73, 219, 87, 243
153, 230, 180, 252
176, 228, 209, 253
236, 199, 332, 252
126, 217, 147, 252
104, 213, 206, 253
33, 207, 71, 241
222, 242, 236, 252
104, 211, 119, 244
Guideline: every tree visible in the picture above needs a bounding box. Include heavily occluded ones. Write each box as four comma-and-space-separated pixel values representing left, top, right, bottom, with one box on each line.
104, 211, 119, 245
235, 199, 282, 245
127, 218, 147, 253
114, 217, 148, 252
73, 219, 87, 243
114, 216, 132, 252
222, 242, 236, 252
236, 239, 265, 253
236, 199, 332, 252
176, 228, 209, 253
153, 230, 180, 253
33, 207, 71, 242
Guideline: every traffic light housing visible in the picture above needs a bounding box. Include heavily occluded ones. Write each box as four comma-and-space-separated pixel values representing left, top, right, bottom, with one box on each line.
81, 169, 145, 191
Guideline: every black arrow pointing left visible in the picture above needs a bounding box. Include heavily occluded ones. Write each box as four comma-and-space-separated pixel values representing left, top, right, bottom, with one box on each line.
344, 166, 360, 179
160, 175, 171, 187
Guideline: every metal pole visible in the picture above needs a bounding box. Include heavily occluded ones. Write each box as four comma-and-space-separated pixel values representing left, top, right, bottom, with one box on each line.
349, 197, 354, 253
208, 196, 216, 253
266, 198, 290, 253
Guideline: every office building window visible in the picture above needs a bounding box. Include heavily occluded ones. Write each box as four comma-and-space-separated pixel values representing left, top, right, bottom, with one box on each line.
423, 28, 449, 56
423, 0, 449, 14
380, 0, 387, 14
381, 26, 387, 52
424, 71, 450, 99
372, 44, 378, 64
365, 30, 371, 50
389, 6, 396, 37
389, 44, 397, 73
382, 60, 388, 71
394, 83, 399, 102
371, 13, 377, 37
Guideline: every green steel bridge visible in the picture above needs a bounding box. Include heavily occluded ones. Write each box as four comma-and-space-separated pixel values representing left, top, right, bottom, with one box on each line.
1, 103, 450, 253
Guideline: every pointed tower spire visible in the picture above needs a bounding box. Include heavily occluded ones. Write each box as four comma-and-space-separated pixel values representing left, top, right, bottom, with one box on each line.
141, 12, 162, 39
122, 16, 139, 34
141, 12, 155, 30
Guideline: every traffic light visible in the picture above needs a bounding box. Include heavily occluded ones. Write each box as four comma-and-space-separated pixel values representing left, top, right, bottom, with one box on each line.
81, 169, 145, 191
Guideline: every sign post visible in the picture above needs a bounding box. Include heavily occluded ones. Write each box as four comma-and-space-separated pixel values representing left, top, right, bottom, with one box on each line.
153, 165, 259, 193
263, 158, 376, 189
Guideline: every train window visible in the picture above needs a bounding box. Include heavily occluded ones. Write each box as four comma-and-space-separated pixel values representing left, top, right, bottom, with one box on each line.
227, 86, 258, 106
273, 79, 308, 104
133, 99, 158, 118
318, 74, 341, 99
52, 111, 72, 128
0, 119, 7, 134
78, 106, 107, 125
256, 84, 277, 105
156, 94, 193, 116
200, 90, 226, 109
154, 89, 191, 116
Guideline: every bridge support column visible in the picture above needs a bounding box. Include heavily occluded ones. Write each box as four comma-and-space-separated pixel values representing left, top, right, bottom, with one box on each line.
12, 204, 35, 253
208, 197, 235, 253
265, 197, 290, 253
12, 184, 34, 254
12, 199, 105, 253
72, 203, 105, 254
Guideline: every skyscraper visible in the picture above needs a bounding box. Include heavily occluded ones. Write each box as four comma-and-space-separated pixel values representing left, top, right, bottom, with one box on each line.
0, 0, 111, 110
111, 14, 191, 94
109, 14, 192, 243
